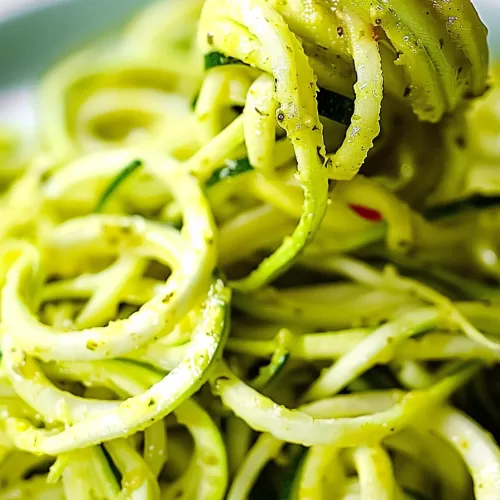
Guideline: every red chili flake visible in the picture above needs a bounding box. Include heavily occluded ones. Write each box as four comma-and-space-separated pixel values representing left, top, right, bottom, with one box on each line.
349, 204, 382, 222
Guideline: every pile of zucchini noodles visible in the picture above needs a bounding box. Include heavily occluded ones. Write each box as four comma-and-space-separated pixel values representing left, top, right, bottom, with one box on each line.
1, 0, 500, 498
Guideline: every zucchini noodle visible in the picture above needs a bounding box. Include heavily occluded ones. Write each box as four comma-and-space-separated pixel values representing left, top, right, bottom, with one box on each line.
0, 0, 497, 498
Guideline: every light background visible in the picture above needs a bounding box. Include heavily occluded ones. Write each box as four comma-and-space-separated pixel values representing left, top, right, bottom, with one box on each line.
0, 0, 498, 18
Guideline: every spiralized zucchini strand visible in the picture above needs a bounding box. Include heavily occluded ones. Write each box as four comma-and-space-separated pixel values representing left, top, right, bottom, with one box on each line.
428, 407, 500, 500
352, 445, 401, 500
200, 0, 329, 291
4, 279, 230, 454
209, 361, 477, 447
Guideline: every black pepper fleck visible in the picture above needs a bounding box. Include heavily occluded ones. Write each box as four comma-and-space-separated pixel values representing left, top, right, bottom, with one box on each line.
397, 239, 411, 250
316, 146, 326, 165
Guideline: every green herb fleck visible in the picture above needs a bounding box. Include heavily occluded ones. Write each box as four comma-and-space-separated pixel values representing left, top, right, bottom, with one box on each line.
204, 51, 245, 70
191, 92, 200, 110
251, 348, 290, 390
95, 159, 143, 213
205, 157, 254, 188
